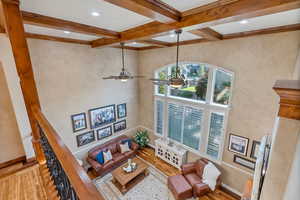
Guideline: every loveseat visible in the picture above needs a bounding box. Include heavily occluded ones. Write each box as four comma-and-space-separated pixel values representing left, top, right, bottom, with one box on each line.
87, 135, 139, 177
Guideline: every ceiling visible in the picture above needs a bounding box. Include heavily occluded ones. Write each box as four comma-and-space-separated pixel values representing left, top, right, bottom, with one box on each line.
15, 0, 300, 49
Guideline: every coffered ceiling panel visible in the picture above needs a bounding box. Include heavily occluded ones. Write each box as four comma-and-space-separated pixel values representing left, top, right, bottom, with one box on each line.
125, 43, 151, 47
211, 8, 300, 34
160, 0, 217, 11
153, 31, 201, 43
24, 24, 99, 41
21, 0, 153, 32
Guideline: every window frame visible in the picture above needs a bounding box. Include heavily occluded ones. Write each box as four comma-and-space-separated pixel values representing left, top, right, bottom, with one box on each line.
153, 62, 234, 163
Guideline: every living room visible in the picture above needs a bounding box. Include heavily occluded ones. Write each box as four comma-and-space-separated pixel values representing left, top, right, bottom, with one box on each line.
0, 0, 299, 200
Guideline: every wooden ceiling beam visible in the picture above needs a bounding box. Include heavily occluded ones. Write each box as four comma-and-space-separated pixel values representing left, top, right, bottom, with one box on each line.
189, 28, 223, 40
21, 11, 120, 38
0, 25, 5, 33
102, 0, 181, 23
25, 32, 91, 45
138, 39, 172, 47
92, 0, 300, 48
222, 23, 300, 39
112, 45, 140, 51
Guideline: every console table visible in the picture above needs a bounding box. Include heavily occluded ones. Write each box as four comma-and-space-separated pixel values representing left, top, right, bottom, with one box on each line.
155, 138, 187, 169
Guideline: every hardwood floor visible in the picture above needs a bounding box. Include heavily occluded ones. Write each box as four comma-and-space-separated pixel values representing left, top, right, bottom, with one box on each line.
137, 147, 239, 200
0, 164, 47, 200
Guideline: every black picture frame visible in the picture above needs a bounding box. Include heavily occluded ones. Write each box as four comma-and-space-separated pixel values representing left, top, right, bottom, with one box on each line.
117, 103, 127, 119
250, 140, 261, 160
76, 131, 95, 147
233, 154, 256, 170
228, 134, 249, 156
113, 120, 126, 133
96, 126, 112, 140
71, 113, 87, 133
88, 104, 116, 129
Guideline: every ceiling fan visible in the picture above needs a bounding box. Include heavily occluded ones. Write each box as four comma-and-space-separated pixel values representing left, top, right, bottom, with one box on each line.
103, 43, 144, 82
150, 30, 186, 89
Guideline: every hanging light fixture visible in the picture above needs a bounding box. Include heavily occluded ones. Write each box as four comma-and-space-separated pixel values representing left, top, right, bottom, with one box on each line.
150, 30, 186, 88
102, 43, 144, 82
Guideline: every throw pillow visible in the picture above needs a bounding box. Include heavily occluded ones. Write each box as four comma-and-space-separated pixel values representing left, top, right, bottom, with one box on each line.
195, 160, 205, 178
103, 150, 113, 163
121, 139, 132, 148
120, 142, 131, 153
96, 151, 104, 164
202, 162, 221, 191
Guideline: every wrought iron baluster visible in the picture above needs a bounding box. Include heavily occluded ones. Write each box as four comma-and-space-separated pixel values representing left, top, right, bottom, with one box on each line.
39, 125, 80, 200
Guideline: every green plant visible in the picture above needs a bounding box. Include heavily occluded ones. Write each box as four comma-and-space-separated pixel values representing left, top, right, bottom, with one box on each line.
134, 130, 150, 148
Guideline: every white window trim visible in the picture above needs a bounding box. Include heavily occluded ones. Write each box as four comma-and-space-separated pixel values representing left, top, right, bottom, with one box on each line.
153, 62, 234, 162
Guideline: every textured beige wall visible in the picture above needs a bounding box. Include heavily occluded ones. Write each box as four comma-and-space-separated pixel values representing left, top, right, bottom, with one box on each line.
0, 64, 25, 163
261, 118, 300, 200
27, 39, 140, 155
138, 31, 300, 193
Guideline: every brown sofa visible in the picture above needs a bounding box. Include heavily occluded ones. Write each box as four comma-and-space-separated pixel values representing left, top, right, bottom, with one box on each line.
181, 158, 221, 197
87, 135, 139, 177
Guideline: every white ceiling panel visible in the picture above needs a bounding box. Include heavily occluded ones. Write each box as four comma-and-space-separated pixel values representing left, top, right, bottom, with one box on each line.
161, 0, 217, 12
24, 24, 99, 41
21, 0, 153, 32
125, 43, 151, 47
211, 8, 300, 34
153, 31, 201, 43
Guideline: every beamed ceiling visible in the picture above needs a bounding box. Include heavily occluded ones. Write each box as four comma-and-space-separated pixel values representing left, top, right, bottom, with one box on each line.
1, 0, 299, 50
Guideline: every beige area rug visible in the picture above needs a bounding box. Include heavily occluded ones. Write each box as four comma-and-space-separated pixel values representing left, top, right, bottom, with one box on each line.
93, 161, 195, 200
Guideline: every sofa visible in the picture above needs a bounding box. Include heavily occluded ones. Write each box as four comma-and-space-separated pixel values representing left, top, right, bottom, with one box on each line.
181, 158, 221, 197
86, 135, 139, 177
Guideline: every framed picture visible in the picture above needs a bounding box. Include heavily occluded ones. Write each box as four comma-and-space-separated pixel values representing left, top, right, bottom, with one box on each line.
113, 120, 126, 133
228, 134, 249, 156
233, 155, 256, 170
117, 103, 127, 119
96, 126, 112, 140
250, 140, 261, 160
71, 113, 87, 132
89, 105, 116, 129
76, 131, 95, 147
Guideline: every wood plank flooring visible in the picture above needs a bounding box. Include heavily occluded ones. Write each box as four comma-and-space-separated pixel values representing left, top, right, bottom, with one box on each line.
0, 164, 47, 200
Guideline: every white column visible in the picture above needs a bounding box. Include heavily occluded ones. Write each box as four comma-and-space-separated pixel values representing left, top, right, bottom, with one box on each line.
0, 35, 35, 159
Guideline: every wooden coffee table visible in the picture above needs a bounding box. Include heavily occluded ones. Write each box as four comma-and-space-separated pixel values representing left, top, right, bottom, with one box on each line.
112, 157, 149, 194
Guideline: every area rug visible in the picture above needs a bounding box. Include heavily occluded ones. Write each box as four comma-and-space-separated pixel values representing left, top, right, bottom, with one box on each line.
93, 160, 195, 200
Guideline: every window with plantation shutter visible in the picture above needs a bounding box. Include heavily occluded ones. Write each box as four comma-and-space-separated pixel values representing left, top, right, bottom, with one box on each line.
207, 112, 225, 159
155, 100, 164, 135
168, 103, 184, 142
154, 62, 233, 161
183, 107, 203, 150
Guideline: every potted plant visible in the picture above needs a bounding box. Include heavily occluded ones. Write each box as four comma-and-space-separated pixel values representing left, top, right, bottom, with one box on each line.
134, 130, 150, 148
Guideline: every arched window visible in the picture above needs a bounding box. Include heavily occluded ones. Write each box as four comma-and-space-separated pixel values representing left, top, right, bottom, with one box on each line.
154, 62, 234, 161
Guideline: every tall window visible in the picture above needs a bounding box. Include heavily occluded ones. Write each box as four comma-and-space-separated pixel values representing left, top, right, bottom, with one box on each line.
154, 62, 233, 161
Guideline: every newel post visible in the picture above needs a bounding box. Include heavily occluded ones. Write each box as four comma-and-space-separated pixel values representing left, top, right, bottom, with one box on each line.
260, 80, 300, 200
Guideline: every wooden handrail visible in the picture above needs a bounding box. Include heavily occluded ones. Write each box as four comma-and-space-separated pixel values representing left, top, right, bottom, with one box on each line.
31, 105, 104, 200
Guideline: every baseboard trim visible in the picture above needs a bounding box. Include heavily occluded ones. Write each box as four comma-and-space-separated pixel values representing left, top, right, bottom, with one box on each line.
0, 156, 26, 169
221, 183, 242, 199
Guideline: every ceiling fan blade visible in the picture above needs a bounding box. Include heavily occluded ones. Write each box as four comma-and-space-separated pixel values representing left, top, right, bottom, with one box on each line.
102, 76, 120, 80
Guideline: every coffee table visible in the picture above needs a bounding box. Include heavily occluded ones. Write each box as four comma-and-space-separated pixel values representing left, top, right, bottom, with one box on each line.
112, 157, 149, 194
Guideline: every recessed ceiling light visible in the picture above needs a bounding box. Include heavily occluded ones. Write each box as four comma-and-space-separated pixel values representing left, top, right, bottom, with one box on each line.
64, 31, 70, 34
240, 20, 249, 24
91, 12, 100, 17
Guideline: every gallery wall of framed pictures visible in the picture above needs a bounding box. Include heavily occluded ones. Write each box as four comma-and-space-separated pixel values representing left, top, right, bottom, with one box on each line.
70, 103, 128, 147
228, 133, 261, 171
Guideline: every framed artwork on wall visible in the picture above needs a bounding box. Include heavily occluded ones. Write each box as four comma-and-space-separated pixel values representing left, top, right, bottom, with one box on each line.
71, 113, 87, 132
113, 120, 126, 133
117, 103, 127, 119
228, 134, 249, 156
233, 155, 256, 170
76, 131, 95, 147
250, 140, 261, 160
89, 104, 116, 129
96, 126, 112, 140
